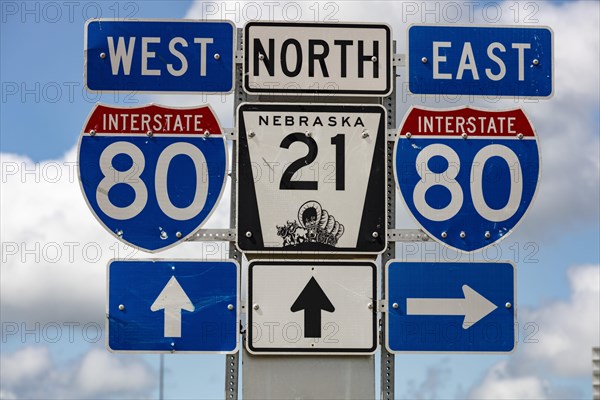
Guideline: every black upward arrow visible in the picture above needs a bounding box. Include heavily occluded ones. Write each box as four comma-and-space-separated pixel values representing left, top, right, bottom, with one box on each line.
290, 277, 335, 338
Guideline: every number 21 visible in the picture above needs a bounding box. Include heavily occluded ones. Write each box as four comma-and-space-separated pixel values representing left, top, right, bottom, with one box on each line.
279, 132, 345, 191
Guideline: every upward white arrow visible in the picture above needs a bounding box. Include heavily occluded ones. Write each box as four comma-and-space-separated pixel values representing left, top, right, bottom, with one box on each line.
407, 285, 497, 329
150, 276, 194, 338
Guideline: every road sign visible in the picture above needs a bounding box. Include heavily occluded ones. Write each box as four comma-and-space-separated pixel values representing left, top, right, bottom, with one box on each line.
78, 104, 227, 253
386, 261, 515, 353
394, 106, 540, 252
85, 19, 235, 93
107, 259, 239, 353
244, 22, 392, 96
248, 260, 377, 354
237, 103, 386, 254
408, 25, 553, 97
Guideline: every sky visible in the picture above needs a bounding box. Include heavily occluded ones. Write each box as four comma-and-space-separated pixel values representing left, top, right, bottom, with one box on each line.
1, 0, 599, 399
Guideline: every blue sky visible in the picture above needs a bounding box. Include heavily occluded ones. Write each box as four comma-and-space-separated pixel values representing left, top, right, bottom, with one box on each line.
1, 1, 599, 399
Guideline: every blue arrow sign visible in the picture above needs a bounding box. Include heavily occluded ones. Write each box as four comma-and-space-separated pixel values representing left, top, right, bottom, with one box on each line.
85, 19, 235, 93
408, 25, 553, 97
107, 260, 239, 353
386, 261, 515, 353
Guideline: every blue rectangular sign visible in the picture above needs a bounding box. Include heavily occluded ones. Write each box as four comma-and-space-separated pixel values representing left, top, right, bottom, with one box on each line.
386, 261, 515, 353
408, 25, 553, 97
107, 260, 239, 353
85, 19, 235, 93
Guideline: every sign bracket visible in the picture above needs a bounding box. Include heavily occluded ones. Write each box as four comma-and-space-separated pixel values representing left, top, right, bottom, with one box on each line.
392, 53, 405, 67
188, 229, 236, 242
222, 128, 237, 141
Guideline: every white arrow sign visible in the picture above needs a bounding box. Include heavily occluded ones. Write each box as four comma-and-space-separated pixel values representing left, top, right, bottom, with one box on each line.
406, 285, 497, 329
150, 276, 195, 337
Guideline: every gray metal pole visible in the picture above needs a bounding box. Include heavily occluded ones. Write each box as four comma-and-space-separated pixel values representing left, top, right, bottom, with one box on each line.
159, 354, 164, 400
380, 40, 398, 400
223, 27, 245, 400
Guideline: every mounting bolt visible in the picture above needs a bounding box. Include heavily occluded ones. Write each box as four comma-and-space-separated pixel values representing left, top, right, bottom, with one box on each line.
203, 130, 210, 137
405, 132, 412, 139
305, 131, 312, 138
253, 304, 259, 310
517, 133, 524, 140
248, 131, 255, 138
116, 230, 123, 237
441, 231, 447, 239
170, 342, 175, 347
214, 53, 220, 60
460, 231, 466, 239
100, 52, 106, 59
147, 130, 153, 137
89, 129, 96, 136
176, 231, 182, 238
368, 303, 373, 309
532, 59, 539, 66
227, 304, 234, 310
245, 231, 252, 238
371, 56, 378, 63
392, 303, 399, 309
258, 53, 264, 60
461, 133, 468, 139
421, 57, 428, 64
484, 231, 491, 239
118, 304, 125, 311
160, 231, 167, 239
505, 302, 512, 309
372, 231, 379, 238
362, 131, 369, 138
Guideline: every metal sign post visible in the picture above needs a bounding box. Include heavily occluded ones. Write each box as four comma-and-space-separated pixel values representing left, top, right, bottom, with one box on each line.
380, 42, 398, 400
75, 19, 554, 399
239, 27, 386, 399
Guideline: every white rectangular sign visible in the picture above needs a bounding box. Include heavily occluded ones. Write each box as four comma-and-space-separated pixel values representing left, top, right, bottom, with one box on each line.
248, 260, 377, 354
244, 22, 392, 96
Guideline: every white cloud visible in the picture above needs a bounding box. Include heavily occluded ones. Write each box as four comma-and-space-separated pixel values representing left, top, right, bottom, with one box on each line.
0, 346, 156, 399
0, 346, 52, 385
468, 264, 600, 398
515, 264, 600, 377
74, 349, 156, 398
468, 360, 553, 399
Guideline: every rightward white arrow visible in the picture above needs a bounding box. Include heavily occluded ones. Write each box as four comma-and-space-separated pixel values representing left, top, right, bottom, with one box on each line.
150, 276, 195, 337
406, 285, 497, 329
